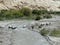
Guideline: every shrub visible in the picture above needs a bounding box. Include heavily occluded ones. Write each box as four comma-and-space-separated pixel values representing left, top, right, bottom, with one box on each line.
21, 7, 32, 16
1, 9, 23, 19
32, 9, 48, 15
43, 15, 52, 19
32, 9, 40, 15
0, 8, 32, 20
9, 9, 23, 18
50, 29, 60, 37
0, 17, 3, 21
40, 28, 60, 37
35, 16, 42, 20
39, 10, 48, 14
48, 11, 60, 14
40, 29, 49, 36
0, 8, 53, 20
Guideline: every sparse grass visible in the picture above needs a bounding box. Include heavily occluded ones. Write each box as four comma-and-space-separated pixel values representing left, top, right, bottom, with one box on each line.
40, 28, 60, 37
43, 14, 52, 19
50, 29, 60, 37
49, 11, 60, 15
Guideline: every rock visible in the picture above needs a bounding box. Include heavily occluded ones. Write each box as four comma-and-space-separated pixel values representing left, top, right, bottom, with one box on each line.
8, 26, 17, 29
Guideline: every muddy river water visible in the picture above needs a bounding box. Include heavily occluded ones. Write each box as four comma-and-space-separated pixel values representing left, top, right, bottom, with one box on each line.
0, 15, 60, 45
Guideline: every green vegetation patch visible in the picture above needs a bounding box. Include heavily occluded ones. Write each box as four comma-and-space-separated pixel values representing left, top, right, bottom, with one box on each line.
32, 9, 48, 15
40, 29, 60, 37
21, 7, 32, 16
50, 29, 60, 37
39, 28, 49, 36
0, 8, 52, 20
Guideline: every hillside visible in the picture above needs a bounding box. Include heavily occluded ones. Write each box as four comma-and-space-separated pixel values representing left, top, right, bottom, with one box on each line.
0, 0, 60, 11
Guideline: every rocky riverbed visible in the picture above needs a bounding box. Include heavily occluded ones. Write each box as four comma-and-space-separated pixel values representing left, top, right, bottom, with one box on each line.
0, 15, 60, 45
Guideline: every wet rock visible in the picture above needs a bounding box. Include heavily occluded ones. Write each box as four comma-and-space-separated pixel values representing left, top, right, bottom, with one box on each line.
40, 24, 44, 26
23, 25, 26, 28
8, 26, 17, 29
0, 41, 3, 43
31, 25, 34, 29
38, 25, 42, 28
46, 23, 49, 25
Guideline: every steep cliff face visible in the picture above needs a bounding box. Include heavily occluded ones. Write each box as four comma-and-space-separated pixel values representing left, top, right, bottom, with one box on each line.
0, 0, 60, 11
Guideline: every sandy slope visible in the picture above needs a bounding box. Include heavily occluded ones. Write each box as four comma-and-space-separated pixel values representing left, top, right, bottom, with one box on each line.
0, 0, 60, 11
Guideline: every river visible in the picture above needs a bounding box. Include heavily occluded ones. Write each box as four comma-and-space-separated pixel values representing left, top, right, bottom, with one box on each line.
0, 15, 60, 45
